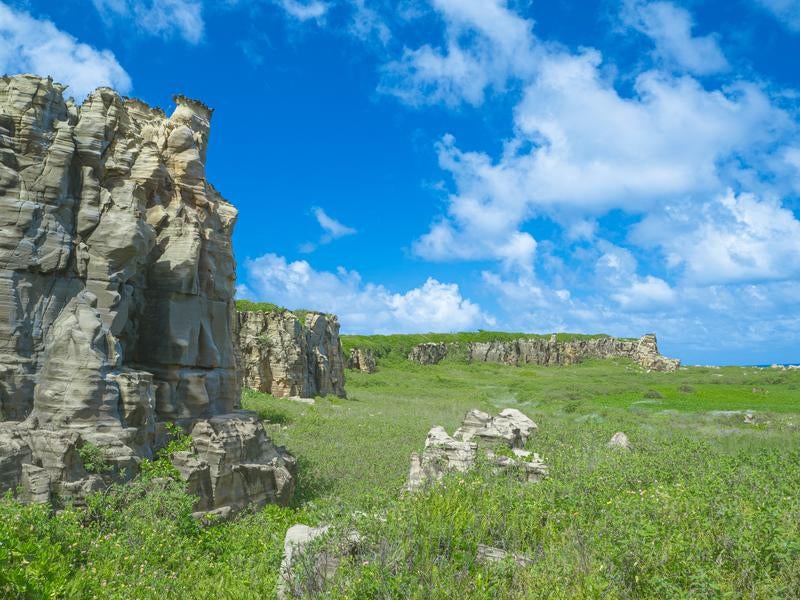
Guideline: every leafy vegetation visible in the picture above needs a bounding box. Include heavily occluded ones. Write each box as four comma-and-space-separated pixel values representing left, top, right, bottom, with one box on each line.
235, 300, 322, 328
139, 423, 194, 481
77, 442, 111, 474
2, 360, 799, 597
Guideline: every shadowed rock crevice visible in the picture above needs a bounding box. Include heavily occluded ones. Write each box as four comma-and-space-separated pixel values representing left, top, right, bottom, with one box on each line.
0, 75, 294, 513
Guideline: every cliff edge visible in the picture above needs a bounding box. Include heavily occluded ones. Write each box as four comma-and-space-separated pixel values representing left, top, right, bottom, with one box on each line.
0, 75, 294, 512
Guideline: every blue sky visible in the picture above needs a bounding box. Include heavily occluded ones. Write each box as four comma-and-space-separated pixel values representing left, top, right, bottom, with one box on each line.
2, 0, 800, 364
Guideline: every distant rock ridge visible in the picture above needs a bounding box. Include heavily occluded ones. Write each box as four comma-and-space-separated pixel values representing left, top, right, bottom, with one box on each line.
235, 309, 346, 398
0, 75, 294, 513
407, 333, 680, 372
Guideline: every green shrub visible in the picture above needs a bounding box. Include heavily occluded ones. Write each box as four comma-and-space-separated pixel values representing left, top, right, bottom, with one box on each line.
77, 441, 112, 474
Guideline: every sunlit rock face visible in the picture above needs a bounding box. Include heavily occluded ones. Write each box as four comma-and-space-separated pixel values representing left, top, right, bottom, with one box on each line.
408, 334, 680, 372
0, 75, 294, 512
235, 310, 346, 399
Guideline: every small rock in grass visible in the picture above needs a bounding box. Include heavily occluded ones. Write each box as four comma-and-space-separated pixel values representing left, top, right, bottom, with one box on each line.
476, 544, 534, 567
607, 432, 631, 450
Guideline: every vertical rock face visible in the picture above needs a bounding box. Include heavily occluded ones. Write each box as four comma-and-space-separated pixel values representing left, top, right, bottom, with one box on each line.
235, 310, 346, 398
407, 334, 680, 371
0, 75, 294, 512
346, 348, 376, 373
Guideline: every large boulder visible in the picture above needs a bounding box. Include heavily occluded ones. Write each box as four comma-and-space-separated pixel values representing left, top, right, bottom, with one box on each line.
405, 409, 548, 492
0, 75, 294, 511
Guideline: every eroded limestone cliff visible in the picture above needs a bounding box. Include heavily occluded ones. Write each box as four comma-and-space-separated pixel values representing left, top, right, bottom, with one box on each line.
0, 75, 294, 512
235, 310, 346, 398
407, 334, 680, 372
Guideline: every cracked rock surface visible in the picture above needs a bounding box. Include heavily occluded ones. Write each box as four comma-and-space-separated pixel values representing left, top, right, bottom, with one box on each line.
0, 75, 294, 512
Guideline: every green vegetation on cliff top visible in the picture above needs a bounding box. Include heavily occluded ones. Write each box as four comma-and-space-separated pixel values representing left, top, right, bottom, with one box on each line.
3, 360, 799, 598
340, 331, 633, 361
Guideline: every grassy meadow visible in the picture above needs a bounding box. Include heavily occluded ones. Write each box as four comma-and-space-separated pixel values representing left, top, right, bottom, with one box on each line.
2, 354, 800, 598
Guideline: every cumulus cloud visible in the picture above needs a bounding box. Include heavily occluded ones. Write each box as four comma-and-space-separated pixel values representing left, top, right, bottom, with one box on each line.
92, 0, 205, 44
0, 2, 131, 98
379, 0, 536, 106
622, 1, 729, 75
755, 0, 800, 32
239, 253, 494, 333
632, 190, 800, 284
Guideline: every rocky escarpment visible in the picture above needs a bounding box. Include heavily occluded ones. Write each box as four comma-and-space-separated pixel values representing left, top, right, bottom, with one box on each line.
235, 309, 346, 398
0, 75, 294, 512
408, 334, 680, 372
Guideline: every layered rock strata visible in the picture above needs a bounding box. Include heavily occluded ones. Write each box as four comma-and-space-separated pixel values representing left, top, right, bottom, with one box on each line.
235, 310, 346, 398
405, 408, 548, 492
0, 75, 294, 511
346, 348, 376, 373
407, 334, 680, 372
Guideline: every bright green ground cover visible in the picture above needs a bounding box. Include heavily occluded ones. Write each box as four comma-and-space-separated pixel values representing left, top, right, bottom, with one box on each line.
2, 359, 799, 598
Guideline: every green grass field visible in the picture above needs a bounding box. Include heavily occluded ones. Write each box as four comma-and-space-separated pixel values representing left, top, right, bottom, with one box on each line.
2, 358, 799, 598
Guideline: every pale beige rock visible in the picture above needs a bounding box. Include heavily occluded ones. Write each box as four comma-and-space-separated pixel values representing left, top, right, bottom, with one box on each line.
607, 432, 631, 450
406, 333, 680, 371
0, 75, 294, 512
405, 409, 547, 492
277, 524, 361, 600
476, 544, 534, 567
347, 348, 376, 373
235, 310, 346, 398
407, 342, 449, 365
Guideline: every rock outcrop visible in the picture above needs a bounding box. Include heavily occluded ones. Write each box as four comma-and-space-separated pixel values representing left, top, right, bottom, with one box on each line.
405, 409, 547, 492
235, 309, 346, 398
407, 334, 680, 372
0, 75, 294, 512
346, 348, 376, 374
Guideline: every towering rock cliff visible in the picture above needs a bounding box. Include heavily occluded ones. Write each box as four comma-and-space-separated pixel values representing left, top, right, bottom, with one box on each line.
407, 334, 680, 372
235, 309, 346, 398
0, 75, 294, 511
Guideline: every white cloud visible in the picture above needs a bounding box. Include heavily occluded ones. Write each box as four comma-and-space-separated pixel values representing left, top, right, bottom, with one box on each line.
92, 0, 204, 44
380, 0, 536, 106
632, 190, 800, 284
755, 0, 800, 32
0, 3, 131, 98
275, 0, 329, 21
240, 253, 494, 333
300, 207, 357, 253
388, 1, 791, 274
623, 1, 728, 75
314, 207, 357, 240
348, 0, 391, 45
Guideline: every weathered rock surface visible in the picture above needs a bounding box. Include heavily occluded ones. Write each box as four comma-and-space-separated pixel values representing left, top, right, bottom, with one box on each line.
407, 333, 680, 372
346, 348, 376, 373
278, 524, 361, 600
408, 342, 449, 365
235, 309, 346, 398
0, 75, 293, 512
405, 409, 547, 492
607, 431, 631, 450
476, 544, 534, 567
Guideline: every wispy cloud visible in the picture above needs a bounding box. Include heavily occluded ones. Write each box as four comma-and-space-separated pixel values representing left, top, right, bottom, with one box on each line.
299, 207, 357, 253
0, 2, 131, 99
755, 0, 800, 32
274, 0, 329, 21
92, 0, 205, 44
622, 1, 729, 75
